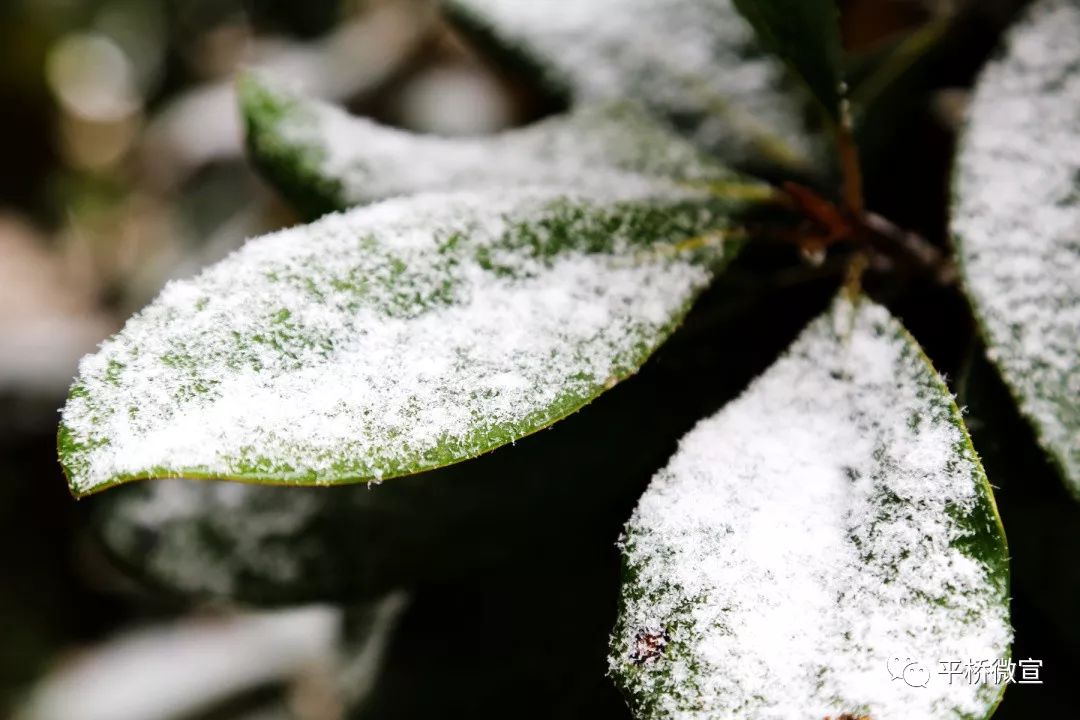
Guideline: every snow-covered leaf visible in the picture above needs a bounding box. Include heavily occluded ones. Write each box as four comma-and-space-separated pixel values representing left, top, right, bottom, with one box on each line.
59, 182, 769, 496
240, 73, 770, 217
731, 0, 843, 119
442, 0, 826, 175
952, 0, 1080, 496
610, 294, 1010, 720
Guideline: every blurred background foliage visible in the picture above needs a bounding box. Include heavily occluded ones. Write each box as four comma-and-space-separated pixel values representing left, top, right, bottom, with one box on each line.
0, 0, 1077, 718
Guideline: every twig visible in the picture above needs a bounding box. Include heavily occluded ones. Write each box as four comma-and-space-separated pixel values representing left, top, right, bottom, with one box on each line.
862, 211, 957, 285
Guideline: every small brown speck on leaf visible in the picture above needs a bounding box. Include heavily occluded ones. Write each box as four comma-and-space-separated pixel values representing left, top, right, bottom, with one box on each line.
629, 628, 670, 665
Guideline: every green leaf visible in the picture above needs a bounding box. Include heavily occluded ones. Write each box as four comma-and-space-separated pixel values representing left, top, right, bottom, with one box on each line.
442, 0, 827, 175
951, 0, 1080, 496
59, 180, 775, 497
610, 294, 1011, 719
239, 72, 774, 218
732, 0, 844, 120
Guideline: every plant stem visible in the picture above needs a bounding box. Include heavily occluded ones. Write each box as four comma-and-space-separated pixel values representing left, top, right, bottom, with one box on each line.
837, 103, 866, 219
837, 100, 868, 294
863, 211, 956, 285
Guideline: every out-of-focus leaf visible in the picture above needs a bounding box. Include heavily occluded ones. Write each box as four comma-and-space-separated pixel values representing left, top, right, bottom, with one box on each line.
847, 20, 948, 121
442, 0, 827, 176
239, 73, 774, 217
847, 19, 951, 166
0, 215, 112, 404
142, 0, 435, 182
59, 178, 779, 496
951, 0, 1080, 496
611, 294, 1010, 719
732, 0, 844, 119
16, 607, 340, 720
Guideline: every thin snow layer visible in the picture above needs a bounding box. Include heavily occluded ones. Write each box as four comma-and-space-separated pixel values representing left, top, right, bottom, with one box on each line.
260, 86, 746, 206
952, 0, 1080, 490
61, 184, 738, 494
611, 296, 1011, 720
446, 0, 820, 169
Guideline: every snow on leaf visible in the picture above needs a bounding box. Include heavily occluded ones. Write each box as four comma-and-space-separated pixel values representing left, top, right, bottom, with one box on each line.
442, 0, 825, 174
610, 294, 1011, 720
951, 0, 1080, 495
240, 72, 768, 217
60, 183, 763, 497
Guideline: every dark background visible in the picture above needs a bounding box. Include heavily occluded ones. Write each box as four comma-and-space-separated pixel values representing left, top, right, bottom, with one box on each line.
1, 0, 1076, 718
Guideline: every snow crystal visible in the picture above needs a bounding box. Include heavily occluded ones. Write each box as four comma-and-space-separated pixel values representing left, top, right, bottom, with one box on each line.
611, 295, 1011, 720
446, 0, 822, 170
952, 0, 1080, 491
61, 183, 741, 494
